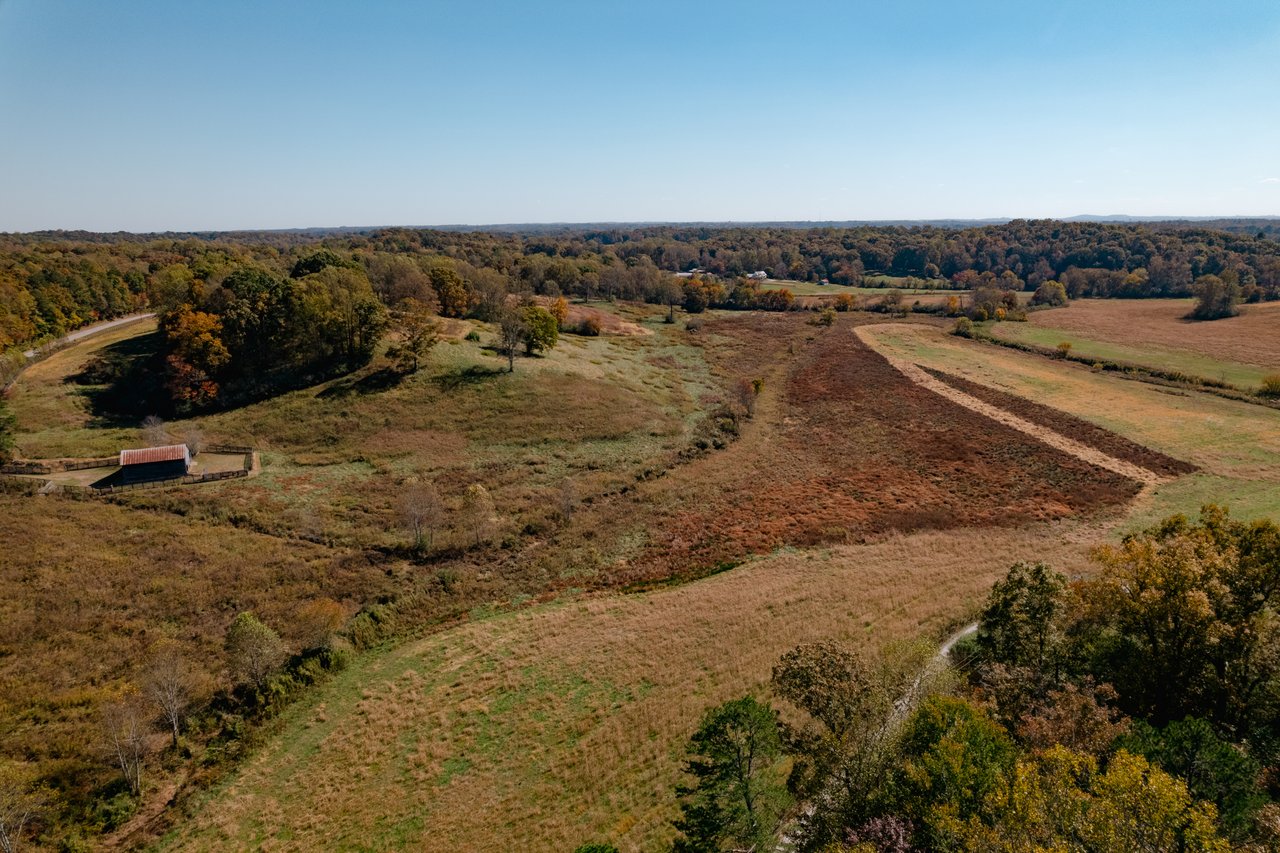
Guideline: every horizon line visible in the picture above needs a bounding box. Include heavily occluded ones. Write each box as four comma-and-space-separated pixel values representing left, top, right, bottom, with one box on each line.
6, 213, 1280, 237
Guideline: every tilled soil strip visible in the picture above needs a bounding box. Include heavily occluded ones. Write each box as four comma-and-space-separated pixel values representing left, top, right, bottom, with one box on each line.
921, 366, 1196, 478
854, 328, 1167, 486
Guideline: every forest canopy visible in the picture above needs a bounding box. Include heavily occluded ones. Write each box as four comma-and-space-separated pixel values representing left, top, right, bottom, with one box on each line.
3, 219, 1279, 399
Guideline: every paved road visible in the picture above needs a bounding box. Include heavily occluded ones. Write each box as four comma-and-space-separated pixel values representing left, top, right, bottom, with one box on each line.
22, 312, 156, 359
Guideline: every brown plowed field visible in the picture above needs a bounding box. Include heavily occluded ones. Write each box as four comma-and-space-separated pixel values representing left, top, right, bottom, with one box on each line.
922, 367, 1197, 479
607, 315, 1140, 583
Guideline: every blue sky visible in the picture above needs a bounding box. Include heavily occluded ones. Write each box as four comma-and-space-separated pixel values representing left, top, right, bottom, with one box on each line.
1, 0, 1278, 230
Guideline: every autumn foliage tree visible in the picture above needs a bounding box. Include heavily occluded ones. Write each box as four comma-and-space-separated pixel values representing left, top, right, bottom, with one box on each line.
387, 298, 439, 374
429, 264, 472, 318
157, 264, 387, 410
521, 305, 558, 356
225, 612, 286, 691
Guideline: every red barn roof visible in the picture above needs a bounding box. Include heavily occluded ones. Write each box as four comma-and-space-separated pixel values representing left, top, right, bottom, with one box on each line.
120, 444, 190, 466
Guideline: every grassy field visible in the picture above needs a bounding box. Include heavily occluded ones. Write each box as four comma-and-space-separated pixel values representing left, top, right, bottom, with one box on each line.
159, 526, 1101, 853
150, 313, 1280, 853
0, 492, 384, 804
758, 277, 961, 297
12, 303, 1280, 851
160, 328, 1280, 850
988, 320, 1272, 389
7, 303, 719, 550
0, 301, 737, 842
989, 299, 1280, 390
7, 317, 163, 458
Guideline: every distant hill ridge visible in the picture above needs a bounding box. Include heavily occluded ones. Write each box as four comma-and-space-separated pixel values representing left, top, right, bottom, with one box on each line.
6, 215, 1280, 240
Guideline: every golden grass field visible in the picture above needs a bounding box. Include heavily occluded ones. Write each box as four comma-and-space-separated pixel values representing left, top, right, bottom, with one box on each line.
990, 298, 1280, 390
157, 311, 1280, 852
159, 528, 1101, 853
7, 299, 1280, 852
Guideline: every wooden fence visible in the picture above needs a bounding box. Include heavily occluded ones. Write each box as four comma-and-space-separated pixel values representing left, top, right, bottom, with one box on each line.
0, 457, 116, 475
203, 444, 253, 454
2, 448, 256, 495
92, 468, 250, 494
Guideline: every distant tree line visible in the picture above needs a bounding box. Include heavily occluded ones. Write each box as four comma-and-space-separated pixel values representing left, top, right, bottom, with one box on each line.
4, 219, 1278, 400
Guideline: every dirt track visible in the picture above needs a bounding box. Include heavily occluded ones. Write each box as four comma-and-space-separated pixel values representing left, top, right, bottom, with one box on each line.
854, 326, 1167, 486
21, 312, 155, 359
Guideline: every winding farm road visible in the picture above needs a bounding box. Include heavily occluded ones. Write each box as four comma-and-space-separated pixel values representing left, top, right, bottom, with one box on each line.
22, 312, 155, 359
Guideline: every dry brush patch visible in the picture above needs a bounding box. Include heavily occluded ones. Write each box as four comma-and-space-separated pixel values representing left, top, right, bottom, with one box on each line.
161, 526, 1101, 853
0, 493, 393, 804
581, 315, 1140, 585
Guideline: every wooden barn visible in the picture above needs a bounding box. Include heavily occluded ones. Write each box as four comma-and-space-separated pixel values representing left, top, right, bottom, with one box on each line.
119, 444, 191, 484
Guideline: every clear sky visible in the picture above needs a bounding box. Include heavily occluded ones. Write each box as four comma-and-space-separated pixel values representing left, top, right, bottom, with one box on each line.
1, 0, 1278, 231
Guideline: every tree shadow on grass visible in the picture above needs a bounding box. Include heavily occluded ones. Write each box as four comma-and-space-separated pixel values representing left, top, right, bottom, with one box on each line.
315, 367, 406, 399
433, 364, 507, 391
69, 331, 172, 427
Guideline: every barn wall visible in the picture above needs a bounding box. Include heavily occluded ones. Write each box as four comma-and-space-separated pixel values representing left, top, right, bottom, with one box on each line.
120, 459, 188, 484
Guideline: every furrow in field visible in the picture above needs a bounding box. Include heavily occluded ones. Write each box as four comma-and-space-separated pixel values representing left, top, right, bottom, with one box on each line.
854, 326, 1167, 486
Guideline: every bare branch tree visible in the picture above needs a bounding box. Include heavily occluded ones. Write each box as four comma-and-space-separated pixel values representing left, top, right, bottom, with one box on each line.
101, 694, 151, 796
0, 763, 50, 853
181, 427, 204, 458
399, 480, 444, 550
143, 644, 192, 749
460, 483, 496, 546
555, 477, 578, 521
140, 415, 168, 447
497, 307, 528, 373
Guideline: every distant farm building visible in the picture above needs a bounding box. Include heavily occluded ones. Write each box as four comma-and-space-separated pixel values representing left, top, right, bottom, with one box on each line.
119, 444, 191, 484
749, 270, 768, 280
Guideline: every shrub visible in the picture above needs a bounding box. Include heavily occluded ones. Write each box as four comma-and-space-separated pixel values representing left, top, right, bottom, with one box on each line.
952, 317, 974, 338
1031, 280, 1069, 307
833, 293, 857, 312
578, 317, 602, 336
522, 305, 559, 355
1260, 373, 1280, 398
1055, 341, 1073, 358
1188, 273, 1241, 321
225, 612, 286, 690
464, 329, 480, 342
683, 287, 708, 314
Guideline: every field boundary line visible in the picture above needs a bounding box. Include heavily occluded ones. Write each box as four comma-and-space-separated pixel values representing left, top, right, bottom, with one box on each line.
854, 326, 1167, 485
